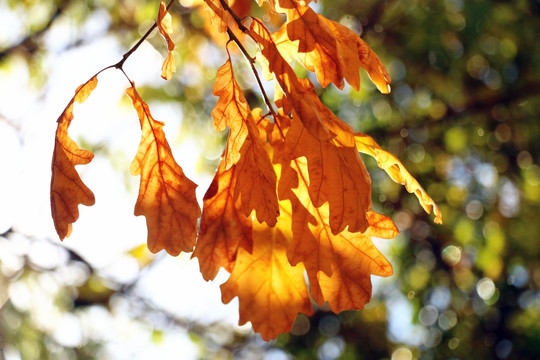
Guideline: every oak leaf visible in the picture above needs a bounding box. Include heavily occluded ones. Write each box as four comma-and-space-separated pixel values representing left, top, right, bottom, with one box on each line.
272, 5, 391, 92
212, 60, 279, 226
355, 133, 443, 224
281, 4, 344, 88
204, 0, 232, 33
282, 158, 394, 312
356, 37, 392, 94
281, 110, 372, 234
256, 0, 316, 13
192, 159, 252, 281
157, 0, 176, 80
50, 76, 98, 240
127, 84, 201, 255
250, 18, 332, 141
220, 217, 313, 341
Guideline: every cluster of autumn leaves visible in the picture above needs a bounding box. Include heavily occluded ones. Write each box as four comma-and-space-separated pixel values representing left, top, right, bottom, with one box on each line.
50, 0, 442, 340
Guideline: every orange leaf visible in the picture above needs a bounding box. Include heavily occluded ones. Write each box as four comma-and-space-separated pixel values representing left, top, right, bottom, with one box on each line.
127, 84, 201, 255
50, 76, 98, 240
282, 5, 344, 88
283, 158, 393, 312
233, 111, 279, 227
212, 59, 279, 226
157, 0, 176, 80
256, 0, 317, 13
356, 37, 392, 94
212, 58, 250, 168
271, 6, 391, 92
193, 159, 252, 280
229, 0, 252, 18
221, 218, 313, 341
355, 133, 443, 224
250, 18, 332, 141
204, 0, 232, 33
281, 110, 372, 234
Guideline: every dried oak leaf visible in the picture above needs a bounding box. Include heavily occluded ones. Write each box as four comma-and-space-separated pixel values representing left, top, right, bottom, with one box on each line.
127, 84, 200, 255
157, 0, 176, 80
192, 159, 252, 281
250, 18, 332, 141
256, 0, 316, 13
221, 217, 313, 341
204, 0, 232, 33
282, 158, 394, 312
271, 5, 391, 92
281, 4, 344, 88
51, 76, 98, 240
281, 109, 372, 234
355, 133, 443, 224
212, 59, 279, 226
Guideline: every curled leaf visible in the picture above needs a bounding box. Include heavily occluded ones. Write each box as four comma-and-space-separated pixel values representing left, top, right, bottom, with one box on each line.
357, 37, 391, 94
158, 0, 176, 80
50, 76, 98, 240
355, 133, 443, 224
127, 83, 201, 255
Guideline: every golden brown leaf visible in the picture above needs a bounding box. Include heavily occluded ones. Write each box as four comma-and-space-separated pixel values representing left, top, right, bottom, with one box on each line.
281, 110, 372, 234
229, 0, 252, 18
157, 0, 176, 80
204, 0, 232, 33
271, 6, 391, 92
355, 133, 443, 224
250, 18, 332, 141
256, 0, 316, 13
192, 160, 252, 280
221, 218, 313, 341
212, 60, 279, 226
356, 37, 392, 94
282, 5, 344, 88
127, 84, 201, 256
50, 76, 98, 240
282, 158, 394, 312
212, 59, 250, 168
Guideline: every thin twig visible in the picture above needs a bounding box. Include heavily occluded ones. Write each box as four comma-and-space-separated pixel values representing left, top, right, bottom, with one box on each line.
226, 28, 277, 118
218, 0, 248, 32
113, 0, 177, 71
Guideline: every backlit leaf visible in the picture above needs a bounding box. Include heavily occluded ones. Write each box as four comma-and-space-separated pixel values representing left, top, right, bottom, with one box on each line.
212, 59, 279, 226
157, 0, 176, 80
355, 133, 443, 224
193, 159, 252, 280
282, 4, 344, 88
221, 218, 313, 341
282, 109, 372, 234
204, 0, 232, 33
128, 84, 201, 255
272, 6, 391, 92
250, 18, 332, 141
50, 76, 98, 240
283, 158, 394, 312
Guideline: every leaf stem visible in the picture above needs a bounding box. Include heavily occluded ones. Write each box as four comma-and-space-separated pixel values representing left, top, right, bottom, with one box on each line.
202, 0, 277, 118
113, 0, 177, 71
226, 28, 277, 119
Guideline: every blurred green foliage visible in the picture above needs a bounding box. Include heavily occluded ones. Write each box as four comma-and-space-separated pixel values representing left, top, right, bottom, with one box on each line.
1, 0, 539, 359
